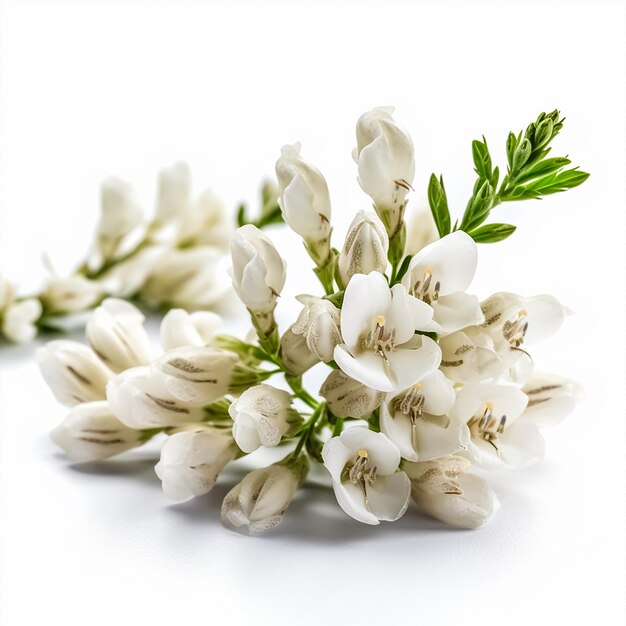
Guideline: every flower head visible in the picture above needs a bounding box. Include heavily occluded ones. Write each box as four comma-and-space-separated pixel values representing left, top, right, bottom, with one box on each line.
160, 308, 221, 351
322, 427, 410, 525
334, 271, 441, 392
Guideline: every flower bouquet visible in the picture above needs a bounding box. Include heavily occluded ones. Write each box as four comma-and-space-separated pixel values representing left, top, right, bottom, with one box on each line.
37, 107, 587, 533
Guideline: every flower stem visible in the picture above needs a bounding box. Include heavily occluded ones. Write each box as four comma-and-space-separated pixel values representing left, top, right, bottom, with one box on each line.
285, 374, 318, 409
292, 402, 325, 459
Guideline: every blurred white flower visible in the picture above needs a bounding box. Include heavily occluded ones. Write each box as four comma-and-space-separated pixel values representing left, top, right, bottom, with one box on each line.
380, 370, 466, 461
86, 298, 152, 373
2, 298, 42, 343
221, 457, 308, 534
229, 384, 302, 453
320, 369, 385, 418
37, 340, 114, 406
334, 271, 441, 392
353, 106, 415, 233
229, 225, 286, 319
41, 275, 102, 314
154, 162, 192, 225
140, 247, 230, 310
155, 427, 238, 501
97, 177, 143, 259
160, 308, 221, 351
338, 210, 389, 286
402, 231, 484, 335
405, 455, 500, 529
176, 188, 231, 250
275, 143, 332, 263
51, 400, 147, 463
405, 206, 439, 255
106, 366, 205, 428
322, 426, 410, 525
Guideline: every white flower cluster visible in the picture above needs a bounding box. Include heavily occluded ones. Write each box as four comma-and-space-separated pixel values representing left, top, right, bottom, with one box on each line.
39, 106, 581, 535
1, 163, 234, 344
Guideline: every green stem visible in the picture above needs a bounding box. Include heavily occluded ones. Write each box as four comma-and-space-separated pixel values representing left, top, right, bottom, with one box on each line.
292, 403, 324, 458
285, 374, 319, 409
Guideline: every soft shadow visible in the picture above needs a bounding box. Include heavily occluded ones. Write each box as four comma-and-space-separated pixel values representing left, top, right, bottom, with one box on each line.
66, 455, 161, 488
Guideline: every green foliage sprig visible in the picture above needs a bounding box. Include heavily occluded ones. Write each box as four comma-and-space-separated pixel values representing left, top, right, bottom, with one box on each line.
428, 110, 589, 243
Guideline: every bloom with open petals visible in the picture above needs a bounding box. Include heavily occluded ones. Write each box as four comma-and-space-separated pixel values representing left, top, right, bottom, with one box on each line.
322, 427, 410, 525
402, 231, 484, 335
334, 271, 441, 392
380, 370, 467, 461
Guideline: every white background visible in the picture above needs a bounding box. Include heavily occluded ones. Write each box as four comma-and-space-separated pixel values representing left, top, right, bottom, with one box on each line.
1, 1, 625, 625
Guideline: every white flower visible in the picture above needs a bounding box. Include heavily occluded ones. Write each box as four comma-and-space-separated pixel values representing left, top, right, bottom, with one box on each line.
319, 369, 384, 418
452, 383, 542, 469
405, 206, 438, 255
2, 298, 42, 343
41, 275, 102, 314
51, 400, 147, 463
279, 327, 320, 376
106, 366, 205, 428
380, 370, 467, 461
405, 455, 500, 529
322, 426, 410, 525
221, 458, 308, 534
140, 247, 230, 310
334, 271, 441, 392
86, 298, 152, 373
289, 295, 341, 362
153, 347, 243, 405
229, 225, 287, 316
155, 428, 238, 501
154, 162, 192, 225
38, 340, 114, 406
275, 143, 332, 263
402, 231, 484, 335
160, 308, 221, 351
438, 327, 503, 384
338, 210, 389, 286
229, 384, 302, 453
353, 106, 415, 232
0, 275, 16, 310
176, 188, 231, 250
97, 177, 143, 259
521, 371, 582, 427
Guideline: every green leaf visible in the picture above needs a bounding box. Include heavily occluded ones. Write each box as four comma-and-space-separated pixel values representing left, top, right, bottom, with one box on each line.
236, 203, 247, 227
468, 223, 517, 243
460, 179, 494, 231
472, 137, 492, 181
427, 174, 451, 237
513, 157, 572, 184
525, 168, 590, 195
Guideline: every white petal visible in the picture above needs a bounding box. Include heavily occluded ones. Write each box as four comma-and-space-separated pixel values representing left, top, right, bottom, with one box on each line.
524, 294, 568, 344
340, 272, 391, 351
522, 371, 582, 427
337, 427, 401, 475
366, 471, 411, 521
231, 414, 263, 453
419, 369, 456, 415
433, 292, 484, 335
385, 336, 441, 391
403, 231, 477, 295
333, 481, 380, 525
321, 434, 353, 482
497, 420, 545, 468
334, 345, 394, 392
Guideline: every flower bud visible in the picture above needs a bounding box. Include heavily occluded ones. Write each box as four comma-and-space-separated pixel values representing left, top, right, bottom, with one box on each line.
155, 427, 239, 501
51, 400, 148, 463
140, 247, 230, 310
37, 340, 114, 406
153, 346, 252, 405
228, 384, 302, 453
279, 326, 320, 376
338, 211, 389, 285
275, 143, 332, 264
41, 275, 102, 314
160, 308, 221, 351
292, 295, 341, 361
229, 225, 286, 327
319, 369, 384, 418
405, 206, 439, 255
353, 106, 415, 234
2, 298, 42, 343
221, 456, 308, 534
106, 366, 205, 429
154, 162, 191, 225
86, 299, 152, 373
97, 177, 143, 259
404, 456, 500, 529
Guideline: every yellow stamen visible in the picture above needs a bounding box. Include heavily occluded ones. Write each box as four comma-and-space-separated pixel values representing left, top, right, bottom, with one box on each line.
375, 315, 385, 326
485, 401, 494, 411
357, 448, 368, 459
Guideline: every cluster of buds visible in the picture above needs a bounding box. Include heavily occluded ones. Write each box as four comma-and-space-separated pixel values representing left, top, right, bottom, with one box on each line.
39, 106, 584, 535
